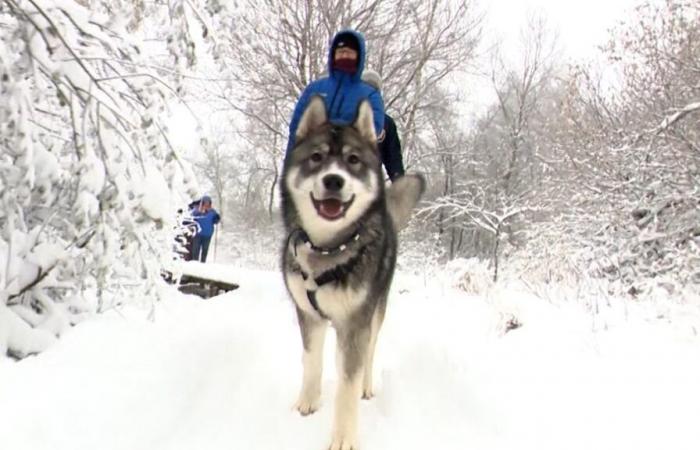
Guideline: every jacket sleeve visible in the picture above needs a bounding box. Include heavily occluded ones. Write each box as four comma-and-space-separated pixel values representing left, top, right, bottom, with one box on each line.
213, 210, 221, 224
383, 116, 405, 181
286, 85, 313, 154
367, 89, 385, 140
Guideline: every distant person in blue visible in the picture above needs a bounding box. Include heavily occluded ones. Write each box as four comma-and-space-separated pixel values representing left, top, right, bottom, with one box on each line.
362, 69, 405, 181
190, 195, 220, 263
286, 29, 385, 154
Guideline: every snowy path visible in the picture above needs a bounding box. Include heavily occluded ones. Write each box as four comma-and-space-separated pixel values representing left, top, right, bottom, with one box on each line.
1, 269, 699, 450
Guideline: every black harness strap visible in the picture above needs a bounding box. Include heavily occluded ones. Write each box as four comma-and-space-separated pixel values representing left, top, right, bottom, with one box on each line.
306, 290, 327, 320
287, 226, 366, 320
299, 271, 327, 319
299, 249, 365, 320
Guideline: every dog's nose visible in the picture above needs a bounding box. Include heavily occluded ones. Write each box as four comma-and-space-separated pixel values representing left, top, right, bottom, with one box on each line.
323, 174, 345, 192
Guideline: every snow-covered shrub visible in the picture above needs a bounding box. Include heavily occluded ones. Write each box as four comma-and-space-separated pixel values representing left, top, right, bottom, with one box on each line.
395, 226, 444, 276
586, 196, 700, 299
0, 0, 200, 358
575, 1, 700, 299
500, 221, 612, 310
445, 257, 493, 295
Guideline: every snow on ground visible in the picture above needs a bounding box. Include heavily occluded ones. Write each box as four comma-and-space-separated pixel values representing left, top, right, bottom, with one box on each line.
1, 260, 700, 450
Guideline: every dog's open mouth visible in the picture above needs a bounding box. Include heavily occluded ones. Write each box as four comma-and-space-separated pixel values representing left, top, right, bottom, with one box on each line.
311, 193, 355, 220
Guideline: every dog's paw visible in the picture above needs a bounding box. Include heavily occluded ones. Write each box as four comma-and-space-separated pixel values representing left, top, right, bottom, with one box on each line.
295, 397, 320, 416
361, 387, 374, 400
328, 434, 358, 450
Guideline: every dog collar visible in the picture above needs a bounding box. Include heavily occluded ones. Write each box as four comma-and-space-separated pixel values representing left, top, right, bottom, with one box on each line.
292, 228, 361, 257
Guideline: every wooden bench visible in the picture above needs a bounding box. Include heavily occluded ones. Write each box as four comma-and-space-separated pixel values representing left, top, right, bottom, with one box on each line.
162, 260, 239, 298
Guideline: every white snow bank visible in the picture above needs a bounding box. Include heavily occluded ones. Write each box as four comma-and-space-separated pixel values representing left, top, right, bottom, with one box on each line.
0, 304, 57, 358
0, 270, 698, 450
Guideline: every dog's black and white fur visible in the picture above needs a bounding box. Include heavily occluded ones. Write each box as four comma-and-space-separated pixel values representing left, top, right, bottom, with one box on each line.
281, 96, 424, 450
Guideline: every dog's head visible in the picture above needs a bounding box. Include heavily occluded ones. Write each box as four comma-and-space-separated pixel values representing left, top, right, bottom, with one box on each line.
283, 96, 382, 245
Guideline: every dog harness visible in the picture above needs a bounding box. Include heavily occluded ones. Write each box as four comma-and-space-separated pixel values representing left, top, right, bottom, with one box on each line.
288, 228, 364, 319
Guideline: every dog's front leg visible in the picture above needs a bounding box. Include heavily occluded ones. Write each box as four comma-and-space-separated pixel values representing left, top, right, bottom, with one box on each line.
295, 307, 328, 416
362, 306, 385, 400
361, 328, 379, 400
329, 326, 370, 450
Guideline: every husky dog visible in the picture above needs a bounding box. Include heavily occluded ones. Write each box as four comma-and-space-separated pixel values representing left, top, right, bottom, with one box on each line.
281, 96, 425, 450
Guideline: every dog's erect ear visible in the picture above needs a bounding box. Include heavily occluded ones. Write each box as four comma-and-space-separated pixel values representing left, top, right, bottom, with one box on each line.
386, 174, 426, 231
353, 100, 377, 144
296, 96, 328, 141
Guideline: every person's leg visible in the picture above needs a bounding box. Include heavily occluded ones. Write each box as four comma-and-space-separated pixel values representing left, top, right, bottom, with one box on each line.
191, 235, 202, 262
200, 236, 211, 262
185, 234, 194, 260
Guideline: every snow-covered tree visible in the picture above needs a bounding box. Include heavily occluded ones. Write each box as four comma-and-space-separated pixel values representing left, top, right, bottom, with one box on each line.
546, 0, 700, 296
424, 14, 558, 271
427, 1, 698, 297
503, 0, 700, 296
0, 0, 202, 358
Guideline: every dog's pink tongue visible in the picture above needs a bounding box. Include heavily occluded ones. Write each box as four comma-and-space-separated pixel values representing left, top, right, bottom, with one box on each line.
319, 199, 343, 219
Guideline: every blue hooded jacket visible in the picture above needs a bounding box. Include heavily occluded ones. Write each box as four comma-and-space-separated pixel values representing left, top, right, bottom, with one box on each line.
190, 197, 220, 238
286, 29, 385, 154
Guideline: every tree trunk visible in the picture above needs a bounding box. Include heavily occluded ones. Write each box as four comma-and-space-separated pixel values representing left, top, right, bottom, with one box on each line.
268, 167, 279, 219
492, 224, 501, 282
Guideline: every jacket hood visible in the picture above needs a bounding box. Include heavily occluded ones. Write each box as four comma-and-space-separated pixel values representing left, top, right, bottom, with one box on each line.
327, 29, 366, 80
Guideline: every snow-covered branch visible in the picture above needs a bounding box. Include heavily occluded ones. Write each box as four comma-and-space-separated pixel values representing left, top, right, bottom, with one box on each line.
652, 101, 700, 135
0, 0, 203, 358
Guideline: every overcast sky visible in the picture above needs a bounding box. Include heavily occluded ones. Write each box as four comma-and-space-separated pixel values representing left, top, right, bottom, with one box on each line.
455, 0, 653, 119
483, 0, 648, 60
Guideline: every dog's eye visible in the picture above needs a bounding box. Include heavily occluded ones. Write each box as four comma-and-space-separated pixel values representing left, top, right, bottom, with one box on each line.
347, 154, 361, 165
310, 152, 323, 163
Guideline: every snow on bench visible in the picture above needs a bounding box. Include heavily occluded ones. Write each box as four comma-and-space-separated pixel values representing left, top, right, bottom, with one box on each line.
163, 260, 239, 298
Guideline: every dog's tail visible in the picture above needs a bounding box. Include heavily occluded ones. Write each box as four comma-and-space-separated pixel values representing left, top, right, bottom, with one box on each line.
386, 174, 426, 231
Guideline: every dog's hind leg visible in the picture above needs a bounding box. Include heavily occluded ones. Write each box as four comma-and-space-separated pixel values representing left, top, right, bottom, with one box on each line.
295, 307, 328, 416
362, 305, 385, 400
330, 325, 370, 450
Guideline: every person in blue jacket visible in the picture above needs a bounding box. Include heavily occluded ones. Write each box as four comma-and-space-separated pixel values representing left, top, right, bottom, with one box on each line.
286, 29, 385, 154
190, 195, 220, 263
362, 69, 405, 181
